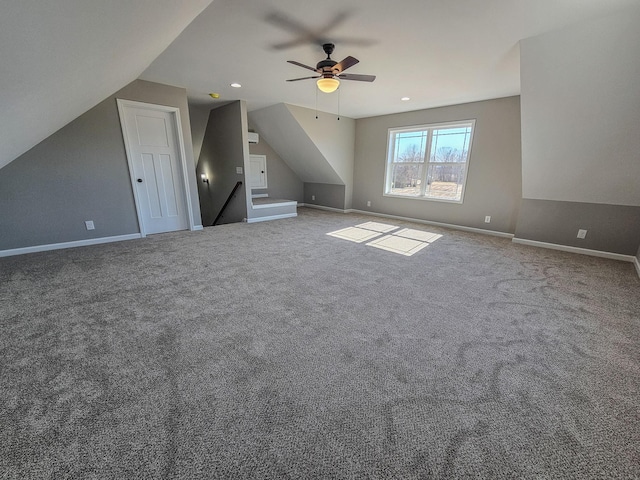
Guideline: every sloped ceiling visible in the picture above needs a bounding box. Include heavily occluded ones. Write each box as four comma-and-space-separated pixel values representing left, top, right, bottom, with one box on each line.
249, 104, 344, 185
0, 0, 213, 170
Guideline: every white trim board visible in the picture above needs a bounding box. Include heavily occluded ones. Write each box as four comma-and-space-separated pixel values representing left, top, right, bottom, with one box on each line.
252, 201, 297, 209
349, 209, 515, 238
246, 213, 297, 223
512, 238, 637, 264
635, 256, 640, 279
0, 234, 142, 258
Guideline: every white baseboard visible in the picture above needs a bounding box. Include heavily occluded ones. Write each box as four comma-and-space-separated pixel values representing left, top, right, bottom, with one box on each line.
192, 225, 204, 231
349, 209, 514, 238
246, 213, 297, 223
512, 238, 636, 264
302, 204, 352, 214
634, 256, 640, 279
0, 233, 142, 258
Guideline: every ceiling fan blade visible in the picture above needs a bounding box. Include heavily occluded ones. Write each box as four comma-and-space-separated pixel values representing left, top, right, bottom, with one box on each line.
338, 73, 376, 82
274, 38, 314, 50
286, 76, 321, 82
266, 12, 310, 35
334, 56, 359, 73
267, 10, 353, 50
287, 60, 318, 72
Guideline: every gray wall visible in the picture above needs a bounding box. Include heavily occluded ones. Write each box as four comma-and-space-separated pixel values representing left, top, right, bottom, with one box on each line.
247, 132, 303, 203
0, 79, 201, 251
304, 183, 347, 210
197, 101, 248, 226
189, 103, 214, 166
516, 7, 640, 255
353, 96, 522, 233
515, 200, 640, 255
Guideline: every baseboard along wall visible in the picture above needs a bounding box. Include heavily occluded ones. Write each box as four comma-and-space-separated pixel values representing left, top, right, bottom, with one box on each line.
0, 234, 143, 258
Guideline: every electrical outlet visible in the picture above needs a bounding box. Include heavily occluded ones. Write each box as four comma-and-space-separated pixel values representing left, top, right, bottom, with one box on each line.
484, 216, 491, 223
311, 195, 315, 201
577, 229, 587, 239
367, 201, 371, 207
85, 220, 95, 230
236, 166, 243, 174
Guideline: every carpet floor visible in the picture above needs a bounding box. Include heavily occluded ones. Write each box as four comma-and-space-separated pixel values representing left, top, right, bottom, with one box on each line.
1, 207, 639, 479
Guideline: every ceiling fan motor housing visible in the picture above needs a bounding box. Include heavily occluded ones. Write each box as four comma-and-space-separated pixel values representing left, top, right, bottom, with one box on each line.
317, 59, 338, 74
317, 43, 338, 76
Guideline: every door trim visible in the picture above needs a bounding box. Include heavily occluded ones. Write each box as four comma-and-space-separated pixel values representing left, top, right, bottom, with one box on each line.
249, 154, 268, 190
116, 99, 196, 237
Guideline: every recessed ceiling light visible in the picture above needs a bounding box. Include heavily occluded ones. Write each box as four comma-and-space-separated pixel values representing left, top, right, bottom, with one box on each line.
401, 97, 410, 101
230, 83, 242, 88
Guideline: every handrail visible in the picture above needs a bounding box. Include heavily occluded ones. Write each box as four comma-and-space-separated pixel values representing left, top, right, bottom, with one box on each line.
212, 181, 243, 226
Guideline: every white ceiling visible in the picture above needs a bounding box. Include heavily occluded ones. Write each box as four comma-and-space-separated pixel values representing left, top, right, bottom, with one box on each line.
140, 0, 635, 119
0, 0, 635, 170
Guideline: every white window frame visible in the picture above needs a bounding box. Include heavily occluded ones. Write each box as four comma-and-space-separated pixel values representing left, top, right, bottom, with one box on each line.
383, 119, 476, 204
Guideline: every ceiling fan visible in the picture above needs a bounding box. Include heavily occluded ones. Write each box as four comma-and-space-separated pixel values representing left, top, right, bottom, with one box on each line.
266, 11, 374, 50
287, 43, 376, 93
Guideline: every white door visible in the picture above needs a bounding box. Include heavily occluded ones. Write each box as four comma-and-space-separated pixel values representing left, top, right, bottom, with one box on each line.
118, 102, 189, 235
249, 155, 267, 189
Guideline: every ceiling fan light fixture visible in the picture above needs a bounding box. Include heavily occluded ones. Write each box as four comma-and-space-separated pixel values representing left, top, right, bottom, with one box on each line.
317, 77, 340, 93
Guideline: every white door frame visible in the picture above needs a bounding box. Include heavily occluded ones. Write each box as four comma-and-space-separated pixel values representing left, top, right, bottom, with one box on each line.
117, 99, 196, 237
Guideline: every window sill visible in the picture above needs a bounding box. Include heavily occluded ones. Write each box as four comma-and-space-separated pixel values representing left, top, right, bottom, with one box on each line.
382, 193, 464, 204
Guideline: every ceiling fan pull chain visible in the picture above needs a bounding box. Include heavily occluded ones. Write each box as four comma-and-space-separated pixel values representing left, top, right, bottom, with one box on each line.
337, 87, 340, 121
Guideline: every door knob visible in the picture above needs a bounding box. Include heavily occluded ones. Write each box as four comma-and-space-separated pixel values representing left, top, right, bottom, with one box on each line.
137, 178, 143, 183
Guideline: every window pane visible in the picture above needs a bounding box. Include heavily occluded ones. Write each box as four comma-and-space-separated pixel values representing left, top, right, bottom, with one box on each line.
385, 121, 473, 202
425, 163, 466, 200
389, 163, 423, 196
393, 131, 427, 163
430, 127, 471, 163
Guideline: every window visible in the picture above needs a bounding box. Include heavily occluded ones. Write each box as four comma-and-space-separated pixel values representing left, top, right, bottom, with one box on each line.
384, 120, 475, 203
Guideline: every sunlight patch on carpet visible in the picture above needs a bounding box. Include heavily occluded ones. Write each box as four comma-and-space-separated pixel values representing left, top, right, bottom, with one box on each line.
393, 228, 442, 243
326, 227, 383, 243
327, 222, 441, 256
366, 234, 429, 256
354, 221, 399, 233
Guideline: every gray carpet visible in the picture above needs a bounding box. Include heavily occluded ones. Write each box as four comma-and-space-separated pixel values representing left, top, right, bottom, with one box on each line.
1, 207, 639, 479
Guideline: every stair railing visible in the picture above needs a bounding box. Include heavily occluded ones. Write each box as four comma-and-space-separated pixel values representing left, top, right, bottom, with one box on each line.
212, 181, 243, 226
